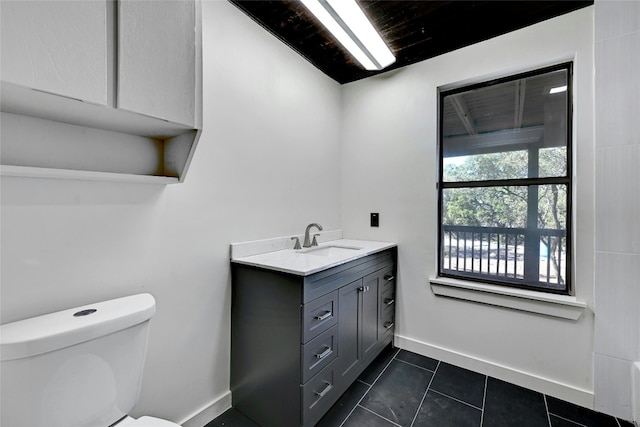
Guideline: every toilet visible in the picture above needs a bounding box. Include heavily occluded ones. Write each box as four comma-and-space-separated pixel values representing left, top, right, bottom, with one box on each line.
0, 293, 181, 427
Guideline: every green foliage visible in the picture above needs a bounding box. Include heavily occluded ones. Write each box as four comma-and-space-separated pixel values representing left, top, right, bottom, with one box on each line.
443, 148, 566, 230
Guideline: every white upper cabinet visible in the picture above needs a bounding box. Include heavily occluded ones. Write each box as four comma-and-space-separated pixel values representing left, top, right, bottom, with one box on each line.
0, 0, 202, 184
0, 1, 108, 105
118, 0, 196, 127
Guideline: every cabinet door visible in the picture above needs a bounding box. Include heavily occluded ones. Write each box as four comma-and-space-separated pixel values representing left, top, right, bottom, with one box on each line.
0, 1, 108, 105
361, 272, 381, 361
118, 0, 196, 126
337, 279, 362, 382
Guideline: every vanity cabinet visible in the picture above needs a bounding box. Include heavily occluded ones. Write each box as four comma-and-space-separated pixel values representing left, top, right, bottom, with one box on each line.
0, 0, 201, 183
231, 248, 397, 427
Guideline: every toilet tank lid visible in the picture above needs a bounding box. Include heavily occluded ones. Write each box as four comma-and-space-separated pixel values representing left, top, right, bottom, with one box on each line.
1, 293, 156, 361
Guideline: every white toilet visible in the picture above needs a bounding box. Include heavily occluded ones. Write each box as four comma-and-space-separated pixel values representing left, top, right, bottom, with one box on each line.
1, 293, 181, 427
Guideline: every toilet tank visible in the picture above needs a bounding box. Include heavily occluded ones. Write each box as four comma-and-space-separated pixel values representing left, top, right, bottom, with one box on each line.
1, 293, 156, 427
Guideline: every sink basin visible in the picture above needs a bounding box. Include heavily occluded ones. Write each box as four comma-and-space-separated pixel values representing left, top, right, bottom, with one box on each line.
301, 245, 362, 257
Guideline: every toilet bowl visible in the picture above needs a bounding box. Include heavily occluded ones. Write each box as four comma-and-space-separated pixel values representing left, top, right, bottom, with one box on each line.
0, 294, 181, 427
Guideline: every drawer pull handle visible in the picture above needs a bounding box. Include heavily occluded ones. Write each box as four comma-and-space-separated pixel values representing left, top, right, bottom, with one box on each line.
315, 381, 333, 398
384, 298, 395, 306
315, 346, 332, 360
384, 321, 394, 330
315, 311, 332, 321
384, 274, 395, 281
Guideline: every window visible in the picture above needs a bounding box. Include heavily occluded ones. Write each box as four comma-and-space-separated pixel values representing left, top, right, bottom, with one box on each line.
438, 63, 572, 294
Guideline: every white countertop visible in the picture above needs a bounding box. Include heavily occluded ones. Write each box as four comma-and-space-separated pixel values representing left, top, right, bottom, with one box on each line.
231, 239, 397, 276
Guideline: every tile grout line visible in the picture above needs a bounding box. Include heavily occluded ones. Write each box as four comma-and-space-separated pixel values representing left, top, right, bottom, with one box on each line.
429, 387, 484, 411
368, 347, 402, 386
544, 395, 552, 427
480, 375, 488, 427
354, 405, 402, 427
356, 378, 371, 387
408, 360, 441, 427
338, 347, 401, 427
544, 394, 591, 427
394, 357, 438, 373
548, 413, 589, 427
357, 405, 403, 427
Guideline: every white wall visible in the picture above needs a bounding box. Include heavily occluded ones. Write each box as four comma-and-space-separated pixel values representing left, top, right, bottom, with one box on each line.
593, 0, 640, 421
341, 7, 596, 408
0, 1, 341, 424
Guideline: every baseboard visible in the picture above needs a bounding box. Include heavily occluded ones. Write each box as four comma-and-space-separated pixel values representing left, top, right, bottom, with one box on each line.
394, 334, 593, 409
179, 391, 232, 427
633, 362, 640, 425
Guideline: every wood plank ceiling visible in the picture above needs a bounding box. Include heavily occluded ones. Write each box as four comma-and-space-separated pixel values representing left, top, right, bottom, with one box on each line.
229, 0, 593, 84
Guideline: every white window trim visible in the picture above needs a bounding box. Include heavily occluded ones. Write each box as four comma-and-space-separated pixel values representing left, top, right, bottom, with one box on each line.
429, 276, 586, 320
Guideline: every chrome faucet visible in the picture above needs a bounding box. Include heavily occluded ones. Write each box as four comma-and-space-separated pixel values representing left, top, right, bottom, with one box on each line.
303, 223, 323, 248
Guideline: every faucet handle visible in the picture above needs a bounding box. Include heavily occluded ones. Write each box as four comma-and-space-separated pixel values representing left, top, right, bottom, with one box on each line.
291, 237, 301, 250
312, 234, 320, 247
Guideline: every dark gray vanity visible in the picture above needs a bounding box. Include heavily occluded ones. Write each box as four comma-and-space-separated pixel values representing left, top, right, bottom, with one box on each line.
231, 246, 397, 427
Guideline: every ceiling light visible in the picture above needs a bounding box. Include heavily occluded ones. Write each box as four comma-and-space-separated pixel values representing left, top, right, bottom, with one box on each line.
549, 85, 567, 94
300, 0, 395, 71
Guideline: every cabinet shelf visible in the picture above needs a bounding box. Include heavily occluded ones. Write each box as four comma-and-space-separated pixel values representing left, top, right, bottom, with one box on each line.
1, 82, 200, 184
1, 85, 201, 184
0, 165, 179, 185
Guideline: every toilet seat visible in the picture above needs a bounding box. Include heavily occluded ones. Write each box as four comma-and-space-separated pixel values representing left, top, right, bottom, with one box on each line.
116, 416, 182, 427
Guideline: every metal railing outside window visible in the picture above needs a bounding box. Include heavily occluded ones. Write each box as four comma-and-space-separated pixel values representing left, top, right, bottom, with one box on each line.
441, 225, 567, 291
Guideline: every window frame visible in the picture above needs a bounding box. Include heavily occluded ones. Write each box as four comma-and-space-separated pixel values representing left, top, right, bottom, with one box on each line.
437, 62, 573, 296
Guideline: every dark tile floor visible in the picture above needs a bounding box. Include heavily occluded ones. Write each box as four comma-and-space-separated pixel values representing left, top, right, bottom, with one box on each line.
206, 345, 637, 427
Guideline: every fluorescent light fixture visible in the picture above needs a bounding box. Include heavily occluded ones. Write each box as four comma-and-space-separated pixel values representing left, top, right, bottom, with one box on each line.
549, 85, 567, 94
300, 0, 395, 71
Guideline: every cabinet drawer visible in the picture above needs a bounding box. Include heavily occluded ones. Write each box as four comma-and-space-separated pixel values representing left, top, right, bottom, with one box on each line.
381, 306, 395, 335
301, 359, 338, 427
302, 290, 338, 343
380, 268, 395, 293
301, 325, 337, 383
381, 287, 395, 312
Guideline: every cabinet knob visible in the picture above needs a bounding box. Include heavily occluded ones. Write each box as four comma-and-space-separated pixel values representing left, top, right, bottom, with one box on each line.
358, 286, 370, 292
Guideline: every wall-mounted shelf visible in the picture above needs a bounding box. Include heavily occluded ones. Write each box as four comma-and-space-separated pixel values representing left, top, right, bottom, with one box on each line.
0, 165, 179, 185
1, 83, 200, 184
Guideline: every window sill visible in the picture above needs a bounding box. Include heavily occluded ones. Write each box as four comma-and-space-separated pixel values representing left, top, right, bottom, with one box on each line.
428, 276, 587, 320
